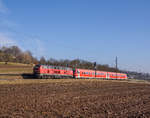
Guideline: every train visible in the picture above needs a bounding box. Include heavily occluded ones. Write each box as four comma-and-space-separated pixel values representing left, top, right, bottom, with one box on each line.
33, 64, 128, 80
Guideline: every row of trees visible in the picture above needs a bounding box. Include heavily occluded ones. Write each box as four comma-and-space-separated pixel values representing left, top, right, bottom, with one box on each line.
0, 46, 38, 64
0, 46, 119, 72
125, 71, 150, 80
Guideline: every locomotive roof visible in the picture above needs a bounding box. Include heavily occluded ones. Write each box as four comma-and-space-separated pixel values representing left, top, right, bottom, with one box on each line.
35, 64, 72, 70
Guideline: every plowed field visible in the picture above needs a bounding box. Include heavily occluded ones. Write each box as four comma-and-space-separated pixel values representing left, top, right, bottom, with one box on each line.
0, 80, 150, 118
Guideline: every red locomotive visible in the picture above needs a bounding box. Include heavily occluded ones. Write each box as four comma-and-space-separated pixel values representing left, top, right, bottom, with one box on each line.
33, 65, 73, 79
33, 65, 127, 80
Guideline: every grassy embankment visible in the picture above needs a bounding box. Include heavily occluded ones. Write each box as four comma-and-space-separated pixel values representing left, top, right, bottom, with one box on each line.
0, 62, 33, 73
0, 62, 33, 79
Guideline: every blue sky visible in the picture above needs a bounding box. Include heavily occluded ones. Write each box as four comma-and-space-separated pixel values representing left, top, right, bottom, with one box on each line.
0, 0, 150, 73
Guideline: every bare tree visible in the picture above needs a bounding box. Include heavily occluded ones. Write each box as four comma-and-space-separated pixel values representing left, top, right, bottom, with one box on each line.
39, 56, 46, 64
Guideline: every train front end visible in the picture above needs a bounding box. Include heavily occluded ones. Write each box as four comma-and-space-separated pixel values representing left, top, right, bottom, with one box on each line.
33, 65, 42, 78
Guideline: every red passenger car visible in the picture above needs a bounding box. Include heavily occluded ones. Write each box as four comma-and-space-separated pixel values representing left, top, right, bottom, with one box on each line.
73, 68, 127, 79
73, 69, 95, 79
96, 71, 107, 79
107, 72, 127, 80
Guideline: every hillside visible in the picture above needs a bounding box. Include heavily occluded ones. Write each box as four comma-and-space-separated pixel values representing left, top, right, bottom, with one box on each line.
0, 62, 33, 79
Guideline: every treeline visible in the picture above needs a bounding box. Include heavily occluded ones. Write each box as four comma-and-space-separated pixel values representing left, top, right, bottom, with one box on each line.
0, 46, 38, 64
39, 58, 119, 72
0, 46, 119, 72
125, 71, 150, 80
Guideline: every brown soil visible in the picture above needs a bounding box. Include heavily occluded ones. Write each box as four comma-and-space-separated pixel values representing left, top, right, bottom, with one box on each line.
0, 80, 150, 118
